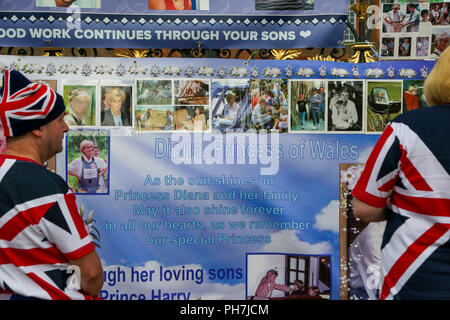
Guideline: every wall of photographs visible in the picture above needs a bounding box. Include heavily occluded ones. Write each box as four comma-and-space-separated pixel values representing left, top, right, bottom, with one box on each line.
380, 1, 449, 59
0, 55, 436, 301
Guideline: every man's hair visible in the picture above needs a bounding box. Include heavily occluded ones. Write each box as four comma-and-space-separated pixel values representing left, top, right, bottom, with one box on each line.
424, 47, 450, 106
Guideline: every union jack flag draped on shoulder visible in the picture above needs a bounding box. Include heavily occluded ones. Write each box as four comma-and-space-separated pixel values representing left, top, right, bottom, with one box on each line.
0, 70, 65, 137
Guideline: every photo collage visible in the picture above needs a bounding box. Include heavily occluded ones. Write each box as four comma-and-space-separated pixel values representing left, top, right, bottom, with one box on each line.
53, 75, 431, 195
57, 77, 431, 136
381, 1, 449, 59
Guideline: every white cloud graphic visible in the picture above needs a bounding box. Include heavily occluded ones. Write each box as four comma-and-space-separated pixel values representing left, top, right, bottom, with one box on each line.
314, 200, 340, 233
261, 230, 332, 254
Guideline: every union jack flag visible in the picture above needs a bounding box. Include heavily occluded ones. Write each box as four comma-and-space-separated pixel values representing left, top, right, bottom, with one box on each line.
353, 107, 450, 300
0, 70, 63, 137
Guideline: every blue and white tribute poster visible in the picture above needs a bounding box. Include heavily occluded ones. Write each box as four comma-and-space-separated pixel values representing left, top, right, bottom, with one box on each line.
0, 0, 349, 48
72, 133, 379, 300
0, 54, 436, 301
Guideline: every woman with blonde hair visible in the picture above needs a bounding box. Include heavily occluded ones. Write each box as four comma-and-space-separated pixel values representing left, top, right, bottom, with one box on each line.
64, 88, 92, 126
101, 87, 130, 126
352, 47, 450, 300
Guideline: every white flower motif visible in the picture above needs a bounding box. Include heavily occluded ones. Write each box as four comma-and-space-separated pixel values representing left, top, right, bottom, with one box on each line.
81, 64, 93, 77
285, 66, 293, 78
217, 66, 227, 78
197, 66, 215, 76
352, 65, 360, 78
45, 62, 57, 76
387, 66, 395, 78
262, 67, 281, 78
330, 68, 349, 78
115, 63, 127, 77
163, 65, 182, 76
184, 65, 195, 78
420, 66, 428, 79
364, 68, 384, 78
398, 68, 417, 78
229, 67, 248, 78
297, 67, 315, 78
319, 65, 327, 77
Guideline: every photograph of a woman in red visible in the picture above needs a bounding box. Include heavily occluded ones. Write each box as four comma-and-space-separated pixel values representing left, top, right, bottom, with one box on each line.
148, 0, 192, 10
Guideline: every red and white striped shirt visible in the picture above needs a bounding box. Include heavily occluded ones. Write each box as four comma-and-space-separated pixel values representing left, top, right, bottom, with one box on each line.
353, 105, 450, 300
0, 155, 96, 300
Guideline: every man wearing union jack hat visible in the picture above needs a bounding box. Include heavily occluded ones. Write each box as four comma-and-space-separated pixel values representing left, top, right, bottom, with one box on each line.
0, 70, 103, 300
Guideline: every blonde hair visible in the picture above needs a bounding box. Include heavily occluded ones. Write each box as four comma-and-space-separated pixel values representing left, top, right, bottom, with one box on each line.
104, 87, 126, 103
79, 139, 94, 153
69, 88, 91, 103
424, 47, 450, 106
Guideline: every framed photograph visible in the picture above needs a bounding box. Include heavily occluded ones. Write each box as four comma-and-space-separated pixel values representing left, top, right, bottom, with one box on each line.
136, 79, 172, 105
61, 83, 97, 127
366, 80, 403, 133
174, 105, 210, 131
66, 129, 110, 194
247, 253, 331, 300
290, 80, 326, 132
135, 105, 175, 131
100, 85, 133, 127
327, 81, 363, 133
174, 79, 209, 105
211, 79, 251, 132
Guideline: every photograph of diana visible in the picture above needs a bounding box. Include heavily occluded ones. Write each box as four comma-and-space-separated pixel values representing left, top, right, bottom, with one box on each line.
100, 86, 132, 127
62, 84, 96, 126
66, 130, 110, 194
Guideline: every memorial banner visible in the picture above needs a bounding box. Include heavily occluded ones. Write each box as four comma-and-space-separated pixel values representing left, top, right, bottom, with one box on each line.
0, 0, 349, 49
0, 55, 436, 300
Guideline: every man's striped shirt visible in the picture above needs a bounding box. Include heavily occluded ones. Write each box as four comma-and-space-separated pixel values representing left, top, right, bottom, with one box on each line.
0, 155, 96, 300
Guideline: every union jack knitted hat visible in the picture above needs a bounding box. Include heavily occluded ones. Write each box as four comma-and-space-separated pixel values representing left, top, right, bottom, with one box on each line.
0, 69, 66, 137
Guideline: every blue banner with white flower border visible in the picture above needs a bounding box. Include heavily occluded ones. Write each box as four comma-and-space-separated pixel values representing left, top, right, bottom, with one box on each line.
0, 0, 348, 49
0, 55, 436, 81
0, 54, 438, 300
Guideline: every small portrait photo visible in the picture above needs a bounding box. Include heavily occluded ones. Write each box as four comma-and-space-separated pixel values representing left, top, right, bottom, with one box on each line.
255, 0, 315, 11
366, 80, 403, 133
100, 86, 132, 127
403, 3, 421, 32
135, 105, 175, 131
290, 80, 326, 132
148, 0, 210, 10
62, 84, 96, 126
249, 79, 289, 133
429, 2, 449, 25
398, 37, 412, 56
403, 80, 430, 112
327, 81, 363, 132
174, 105, 209, 131
383, 4, 407, 33
431, 28, 449, 58
381, 37, 395, 57
174, 80, 209, 105
36, 0, 101, 8
211, 79, 251, 132
246, 253, 330, 300
66, 130, 109, 194
136, 79, 172, 105
416, 36, 431, 56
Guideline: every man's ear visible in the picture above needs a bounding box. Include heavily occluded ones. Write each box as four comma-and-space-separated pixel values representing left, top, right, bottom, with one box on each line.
31, 127, 45, 137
